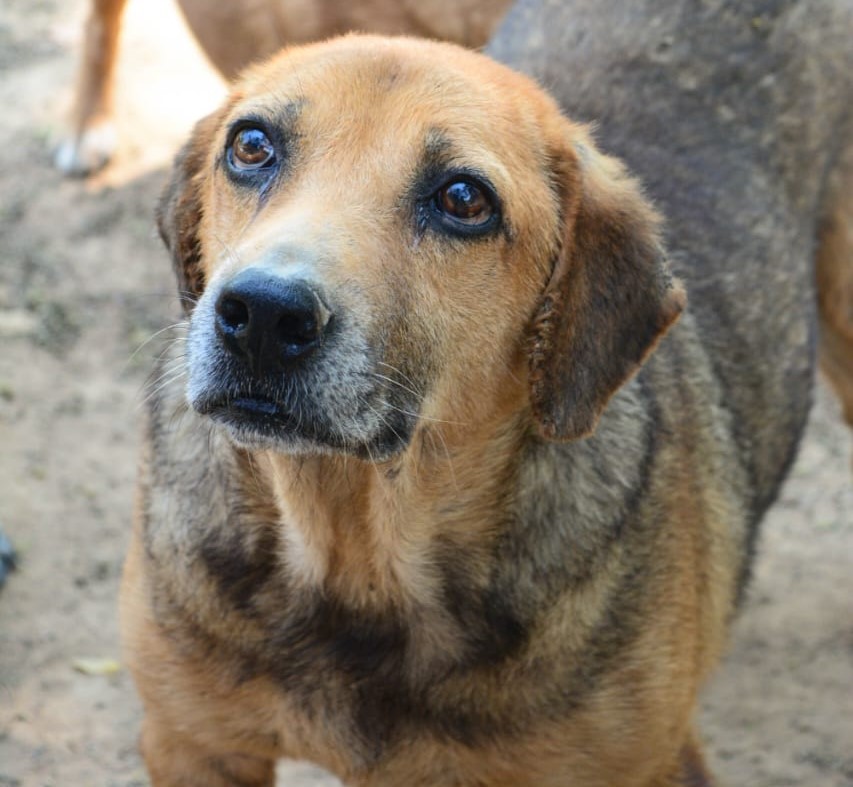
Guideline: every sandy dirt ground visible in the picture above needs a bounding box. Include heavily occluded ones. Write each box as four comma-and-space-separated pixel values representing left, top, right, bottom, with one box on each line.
0, 1, 850, 785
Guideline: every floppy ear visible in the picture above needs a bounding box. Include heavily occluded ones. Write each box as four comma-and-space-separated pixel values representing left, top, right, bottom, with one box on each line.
156, 110, 225, 314
528, 134, 686, 441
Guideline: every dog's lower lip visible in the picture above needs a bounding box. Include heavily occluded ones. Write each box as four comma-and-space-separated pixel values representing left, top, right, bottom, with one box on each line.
202, 395, 299, 441
231, 396, 279, 416
198, 395, 286, 421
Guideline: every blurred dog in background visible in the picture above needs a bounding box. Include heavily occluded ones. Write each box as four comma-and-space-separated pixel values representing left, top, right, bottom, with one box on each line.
54, 0, 512, 176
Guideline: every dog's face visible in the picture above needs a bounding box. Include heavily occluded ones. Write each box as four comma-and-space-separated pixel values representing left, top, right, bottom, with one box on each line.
158, 36, 684, 458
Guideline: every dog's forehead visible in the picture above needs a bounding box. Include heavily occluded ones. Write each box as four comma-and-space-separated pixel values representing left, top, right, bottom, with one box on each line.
230, 37, 554, 169
243, 35, 528, 107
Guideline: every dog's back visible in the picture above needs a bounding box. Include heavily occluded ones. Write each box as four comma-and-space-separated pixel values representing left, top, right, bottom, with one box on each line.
491, 0, 853, 534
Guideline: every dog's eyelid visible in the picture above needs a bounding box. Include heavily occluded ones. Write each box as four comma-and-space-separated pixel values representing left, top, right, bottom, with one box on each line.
420, 168, 501, 209
223, 98, 304, 144
224, 116, 276, 149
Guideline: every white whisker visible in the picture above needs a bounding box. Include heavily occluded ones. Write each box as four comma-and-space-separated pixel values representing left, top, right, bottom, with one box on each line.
376, 361, 421, 391
364, 401, 405, 449
379, 399, 468, 427
139, 367, 187, 409
370, 372, 424, 403
122, 321, 189, 374
433, 427, 459, 493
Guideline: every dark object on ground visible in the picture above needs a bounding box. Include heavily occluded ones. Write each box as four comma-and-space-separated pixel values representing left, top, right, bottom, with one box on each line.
0, 526, 16, 589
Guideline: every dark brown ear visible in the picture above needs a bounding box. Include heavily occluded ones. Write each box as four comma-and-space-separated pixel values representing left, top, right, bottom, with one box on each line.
528, 136, 686, 441
156, 109, 224, 314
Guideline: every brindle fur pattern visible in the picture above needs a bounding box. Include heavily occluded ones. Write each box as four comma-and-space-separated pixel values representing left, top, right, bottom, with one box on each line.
491, 0, 853, 535
123, 5, 853, 785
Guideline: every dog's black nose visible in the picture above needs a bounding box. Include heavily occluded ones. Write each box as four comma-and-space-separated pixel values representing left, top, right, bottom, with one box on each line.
215, 270, 331, 374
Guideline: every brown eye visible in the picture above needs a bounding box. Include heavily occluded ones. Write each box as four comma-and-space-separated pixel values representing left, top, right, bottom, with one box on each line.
230, 127, 276, 170
436, 180, 493, 224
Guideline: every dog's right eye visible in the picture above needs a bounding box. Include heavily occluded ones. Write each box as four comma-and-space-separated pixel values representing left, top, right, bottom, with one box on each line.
229, 127, 276, 171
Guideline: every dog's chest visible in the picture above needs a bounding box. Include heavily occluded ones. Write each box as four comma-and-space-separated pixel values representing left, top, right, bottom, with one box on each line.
146, 483, 529, 762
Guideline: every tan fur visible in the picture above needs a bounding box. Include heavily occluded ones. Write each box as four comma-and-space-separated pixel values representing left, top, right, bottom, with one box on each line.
817, 142, 853, 431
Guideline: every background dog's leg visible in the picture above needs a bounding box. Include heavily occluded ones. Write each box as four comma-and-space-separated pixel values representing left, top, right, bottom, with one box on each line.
817, 142, 853, 435
141, 716, 276, 787
55, 0, 126, 176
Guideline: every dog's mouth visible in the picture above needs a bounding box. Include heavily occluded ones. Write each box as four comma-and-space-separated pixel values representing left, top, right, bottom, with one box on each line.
195, 389, 414, 459
217, 395, 283, 419
198, 393, 331, 444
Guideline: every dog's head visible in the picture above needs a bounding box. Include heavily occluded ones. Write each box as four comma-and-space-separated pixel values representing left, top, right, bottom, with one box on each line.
158, 36, 684, 458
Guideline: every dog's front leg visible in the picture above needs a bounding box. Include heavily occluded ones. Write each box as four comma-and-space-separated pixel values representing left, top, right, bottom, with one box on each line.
140, 715, 276, 787
648, 735, 714, 787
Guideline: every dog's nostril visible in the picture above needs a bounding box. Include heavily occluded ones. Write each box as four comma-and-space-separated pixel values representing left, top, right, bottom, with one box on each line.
218, 296, 250, 333
277, 311, 319, 348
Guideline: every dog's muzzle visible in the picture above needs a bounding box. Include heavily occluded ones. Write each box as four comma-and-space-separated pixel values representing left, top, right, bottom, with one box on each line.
186, 261, 416, 458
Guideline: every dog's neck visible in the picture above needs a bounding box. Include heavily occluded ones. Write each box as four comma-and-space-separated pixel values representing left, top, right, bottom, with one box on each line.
260, 407, 530, 609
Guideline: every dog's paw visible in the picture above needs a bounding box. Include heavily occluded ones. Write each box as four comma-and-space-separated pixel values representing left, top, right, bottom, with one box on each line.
54, 121, 117, 177
0, 526, 16, 589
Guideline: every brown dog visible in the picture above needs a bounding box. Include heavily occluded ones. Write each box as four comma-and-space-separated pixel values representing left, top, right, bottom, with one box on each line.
54, 0, 511, 175
123, 11, 853, 787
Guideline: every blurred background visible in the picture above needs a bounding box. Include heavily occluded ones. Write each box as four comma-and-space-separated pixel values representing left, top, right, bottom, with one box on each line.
0, 1, 850, 784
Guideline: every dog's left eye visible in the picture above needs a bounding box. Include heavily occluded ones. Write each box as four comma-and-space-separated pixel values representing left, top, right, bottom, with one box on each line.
229, 127, 276, 171
434, 179, 494, 225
